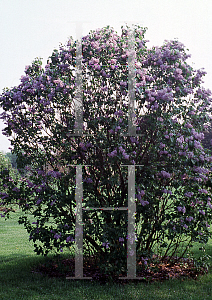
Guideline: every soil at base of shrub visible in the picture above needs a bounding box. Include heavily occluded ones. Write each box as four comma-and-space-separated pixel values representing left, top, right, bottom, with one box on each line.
31, 253, 208, 286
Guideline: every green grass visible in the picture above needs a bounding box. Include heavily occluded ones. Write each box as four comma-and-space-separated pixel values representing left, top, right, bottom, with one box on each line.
1, 208, 212, 300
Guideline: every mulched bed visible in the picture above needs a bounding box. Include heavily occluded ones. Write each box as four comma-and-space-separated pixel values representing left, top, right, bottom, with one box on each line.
31, 253, 208, 285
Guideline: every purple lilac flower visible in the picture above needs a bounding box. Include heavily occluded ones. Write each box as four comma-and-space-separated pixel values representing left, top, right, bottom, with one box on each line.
158, 117, 163, 122
141, 257, 148, 265
47, 170, 61, 178
86, 142, 92, 148
27, 181, 34, 188
194, 140, 203, 150
199, 210, 205, 215
199, 174, 208, 180
140, 190, 145, 197
130, 137, 138, 143
207, 201, 212, 209
184, 192, 194, 198
50, 200, 56, 206
66, 236, 74, 243
54, 233, 61, 240
193, 166, 210, 174
176, 136, 184, 144
102, 242, 110, 248
160, 171, 171, 178
162, 189, 172, 195
186, 216, 193, 222
198, 189, 208, 194
108, 149, 117, 157
0, 193, 9, 200
114, 110, 123, 117
36, 199, 42, 205
181, 174, 187, 180
89, 57, 99, 65
160, 143, 165, 149
79, 142, 87, 151
120, 81, 127, 87
177, 206, 186, 213
140, 200, 149, 206
161, 151, 168, 155
154, 102, 159, 109
196, 200, 204, 205
123, 153, 129, 160
191, 129, 204, 140
86, 178, 93, 183
185, 123, 193, 128
199, 155, 205, 161
101, 70, 107, 77
119, 146, 130, 159
187, 152, 194, 158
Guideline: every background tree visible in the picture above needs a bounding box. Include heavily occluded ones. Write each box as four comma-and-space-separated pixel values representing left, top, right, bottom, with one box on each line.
5, 152, 17, 169
0, 151, 12, 185
0, 151, 19, 214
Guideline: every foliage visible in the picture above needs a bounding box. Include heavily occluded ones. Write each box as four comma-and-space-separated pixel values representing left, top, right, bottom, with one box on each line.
5, 151, 18, 169
0, 152, 10, 197
1, 24, 212, 280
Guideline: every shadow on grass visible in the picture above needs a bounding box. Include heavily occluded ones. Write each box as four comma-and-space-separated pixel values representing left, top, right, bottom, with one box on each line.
1, 249, 212, 300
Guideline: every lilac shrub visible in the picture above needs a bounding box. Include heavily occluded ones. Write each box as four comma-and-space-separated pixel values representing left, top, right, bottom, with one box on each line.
1, 24, 212, 277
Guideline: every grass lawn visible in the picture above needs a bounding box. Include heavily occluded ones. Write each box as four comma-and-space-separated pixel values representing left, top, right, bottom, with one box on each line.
1, 206, 212, 300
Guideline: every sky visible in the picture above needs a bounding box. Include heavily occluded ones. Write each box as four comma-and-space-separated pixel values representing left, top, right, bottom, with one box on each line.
0, 0, 212, 153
